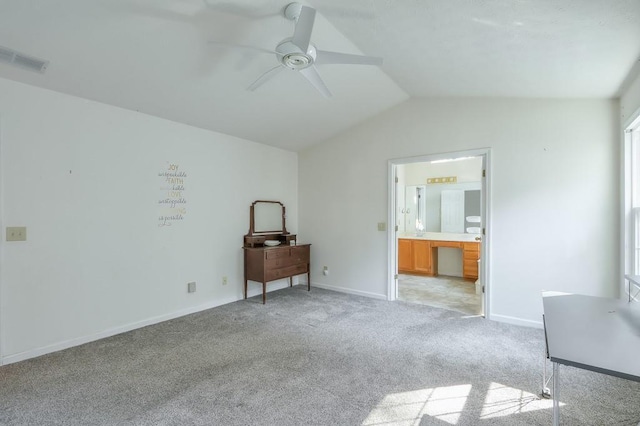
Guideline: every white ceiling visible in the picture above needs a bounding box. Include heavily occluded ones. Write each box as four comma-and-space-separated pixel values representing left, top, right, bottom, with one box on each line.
1, 0, 639, 151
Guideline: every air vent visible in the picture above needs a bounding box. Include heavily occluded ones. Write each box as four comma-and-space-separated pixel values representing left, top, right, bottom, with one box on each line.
0, 45, 49, 73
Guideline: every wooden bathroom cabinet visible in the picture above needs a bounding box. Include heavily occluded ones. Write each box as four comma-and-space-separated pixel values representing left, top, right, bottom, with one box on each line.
398, 238, 480, 280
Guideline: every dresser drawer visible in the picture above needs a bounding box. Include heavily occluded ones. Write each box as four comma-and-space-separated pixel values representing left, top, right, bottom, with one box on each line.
432, 241, 462, 249
265, 263, 308, 282
265, 246, 309, 268
265, 256, 300, 269
463, 250, 480, 260
264, 248, 291, 260
463, 242, 480, 252
463, 259, 479, 274
244, 235, 266, 247
291, 245, 310, 262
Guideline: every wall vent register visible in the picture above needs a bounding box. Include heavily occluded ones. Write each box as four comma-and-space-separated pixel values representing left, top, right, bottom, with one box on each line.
0, 45, 49, 73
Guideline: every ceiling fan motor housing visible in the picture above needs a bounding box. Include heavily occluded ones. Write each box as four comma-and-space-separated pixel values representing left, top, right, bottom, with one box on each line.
239, 2, 381, 97
276, 40, 316, 70
284, 2, 303, 21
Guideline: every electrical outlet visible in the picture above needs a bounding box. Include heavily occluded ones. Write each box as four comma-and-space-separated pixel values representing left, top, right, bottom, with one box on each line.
323, 266, 329, 276
222, 276, 228, 285
187, 282, 196, 293
6, 227, 27, 242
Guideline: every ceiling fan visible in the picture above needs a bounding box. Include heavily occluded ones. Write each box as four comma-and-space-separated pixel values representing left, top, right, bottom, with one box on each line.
210, 2, 383, 98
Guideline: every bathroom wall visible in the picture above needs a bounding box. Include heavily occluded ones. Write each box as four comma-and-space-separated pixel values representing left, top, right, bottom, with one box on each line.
399, 158, 483, 233
397, 158, 482, 276
424, 182, 482, 233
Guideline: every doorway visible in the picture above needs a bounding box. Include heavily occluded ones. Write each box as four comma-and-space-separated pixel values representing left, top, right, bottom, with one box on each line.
0, 115, 3, 363
387, 149, 491, 318
623, 112, 640, 299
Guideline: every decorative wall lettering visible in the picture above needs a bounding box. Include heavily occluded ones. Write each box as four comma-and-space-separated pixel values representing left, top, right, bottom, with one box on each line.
158, 162, 187, 227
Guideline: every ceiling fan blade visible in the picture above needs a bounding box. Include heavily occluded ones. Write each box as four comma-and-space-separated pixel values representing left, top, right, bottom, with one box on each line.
202, 1, 281, 19
315, 50, 383, 66
299, 66, 332, 98
247, 65, 284, 91
291, 6, 316, 53
208, 41, 284, 56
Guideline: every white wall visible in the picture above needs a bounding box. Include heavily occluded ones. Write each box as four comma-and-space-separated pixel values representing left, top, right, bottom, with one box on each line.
399, 158, 482, 276
299, 98, 620, 326
620, 70, 640, 297
622, 71, 640, 124
404, 157, 483, 185
0, 78, 298, 364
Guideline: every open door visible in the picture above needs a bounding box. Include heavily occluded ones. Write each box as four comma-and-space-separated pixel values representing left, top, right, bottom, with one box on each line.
391, 164, 400, 300
388, 149, 491, 318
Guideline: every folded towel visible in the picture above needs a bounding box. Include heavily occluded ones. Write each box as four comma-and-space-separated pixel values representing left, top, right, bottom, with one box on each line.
466, 216, 481, 223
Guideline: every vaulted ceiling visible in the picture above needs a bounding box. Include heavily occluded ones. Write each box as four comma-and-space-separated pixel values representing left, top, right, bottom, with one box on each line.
1, 0, 639, 151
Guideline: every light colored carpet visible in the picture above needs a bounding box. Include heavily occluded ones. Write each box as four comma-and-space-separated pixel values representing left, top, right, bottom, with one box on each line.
1, 286, 639, 425
398, 274, 482, 316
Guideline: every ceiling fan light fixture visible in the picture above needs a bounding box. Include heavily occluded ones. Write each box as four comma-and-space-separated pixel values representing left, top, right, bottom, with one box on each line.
227, 2, 382, 97
282, 53, 311, 70
276, 40, 317, 70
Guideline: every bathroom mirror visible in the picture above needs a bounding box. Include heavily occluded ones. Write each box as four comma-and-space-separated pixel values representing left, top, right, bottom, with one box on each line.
427, 184, 481, 233
249, 200, 287, 235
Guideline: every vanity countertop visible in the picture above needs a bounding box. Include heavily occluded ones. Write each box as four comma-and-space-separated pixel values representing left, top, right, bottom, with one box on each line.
398, 232, 480, 242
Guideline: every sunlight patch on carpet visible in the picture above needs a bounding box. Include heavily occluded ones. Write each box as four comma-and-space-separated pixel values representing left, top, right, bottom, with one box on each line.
480, 382, 562, 419
362, 384, 471, 425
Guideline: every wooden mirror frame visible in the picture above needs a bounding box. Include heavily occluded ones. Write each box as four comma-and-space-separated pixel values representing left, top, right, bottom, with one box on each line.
244, 200, 296, 248
248, 200, 288, 236
245, 200, 296, 248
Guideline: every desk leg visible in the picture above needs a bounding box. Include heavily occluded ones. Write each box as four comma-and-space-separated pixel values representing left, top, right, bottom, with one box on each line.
262, 282, 266, 304
244, 279, 248, 300
542, 349, 551, 398
552, 362, 560, 426
307, 270, 311, 291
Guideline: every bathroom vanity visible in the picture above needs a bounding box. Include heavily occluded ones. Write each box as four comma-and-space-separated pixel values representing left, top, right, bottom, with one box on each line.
398, 233, 480, 280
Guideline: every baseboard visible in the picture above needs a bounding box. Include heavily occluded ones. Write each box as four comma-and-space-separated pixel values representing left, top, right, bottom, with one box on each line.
0, 280, 302, 366
311, 282, 387, 300
491, 313, 543, 329
0, 297, 229, 366
1, 283, 541, 366
245, 280, 291, 299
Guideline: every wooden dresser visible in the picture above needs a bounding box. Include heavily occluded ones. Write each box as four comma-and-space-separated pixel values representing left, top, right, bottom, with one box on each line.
243, 200, 311, 304
243, 244, 311, 304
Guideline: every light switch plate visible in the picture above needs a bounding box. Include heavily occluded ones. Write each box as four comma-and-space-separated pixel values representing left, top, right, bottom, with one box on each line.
377, 222, 386, 231
6, 226, 27, 241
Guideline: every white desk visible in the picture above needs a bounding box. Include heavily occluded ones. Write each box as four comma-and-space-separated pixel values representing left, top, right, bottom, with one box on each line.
542, 292, 640, 425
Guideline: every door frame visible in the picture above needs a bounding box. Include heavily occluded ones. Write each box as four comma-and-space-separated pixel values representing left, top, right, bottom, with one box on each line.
387, 148, 492, 319
622, 107, 640, 298
0, 115, 4, 363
